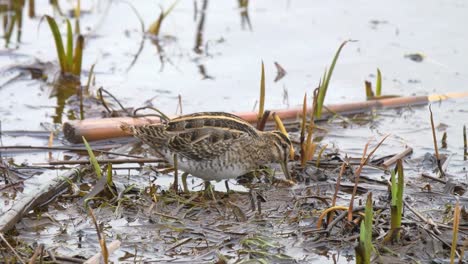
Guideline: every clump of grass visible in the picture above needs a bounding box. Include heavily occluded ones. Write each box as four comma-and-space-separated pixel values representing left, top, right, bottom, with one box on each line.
147, 1, 179, 37
316, 40, 351, 118
300, 90, 318, 166
44, 15, 84, 76
355, 192, 374, 264
384, 159, 404, 243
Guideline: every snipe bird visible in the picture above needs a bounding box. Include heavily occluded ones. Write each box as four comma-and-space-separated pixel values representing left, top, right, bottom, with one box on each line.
122, 112, 292, 185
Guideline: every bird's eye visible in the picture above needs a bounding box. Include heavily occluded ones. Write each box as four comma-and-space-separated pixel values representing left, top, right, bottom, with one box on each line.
281, 143, 289, 149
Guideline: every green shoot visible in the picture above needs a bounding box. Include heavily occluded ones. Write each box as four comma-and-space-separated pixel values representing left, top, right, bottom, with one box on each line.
316, 40, 350, 118
376, 68, 382, 96
385, 159, 404, 243
356, 192, 374, 264
147, 0, 179, 36
82, 136, 102, 179
44, 15, 84, 76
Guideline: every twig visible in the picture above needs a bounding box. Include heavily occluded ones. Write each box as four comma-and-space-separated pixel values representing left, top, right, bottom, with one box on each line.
348, 135, 390, 221
382, 147, 413, 168
0, 168, 82, 233
28, 244, 44, 264
0, 233, 26, 264
35, 158, 165, 166
0, 145, 141, 158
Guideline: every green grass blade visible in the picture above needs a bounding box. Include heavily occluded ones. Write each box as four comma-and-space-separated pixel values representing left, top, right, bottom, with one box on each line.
45, 15, 66, 72
376, 68, 382, 96
395, 159, 404, 240
82, 136, 102, 179
363, 192, 373, 263
72, 35, 84, 75
316, 40, 350, 118
66, 19, 73, 72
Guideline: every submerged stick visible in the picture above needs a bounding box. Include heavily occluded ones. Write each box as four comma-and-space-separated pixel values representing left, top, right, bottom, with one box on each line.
0, 168, 82, 233
63, 93, 468, 143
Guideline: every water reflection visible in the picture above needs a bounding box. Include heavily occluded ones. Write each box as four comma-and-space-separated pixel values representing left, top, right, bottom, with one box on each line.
49, 74, 81, 124
0, 0, 30, 48
193, 0, 213, 79
238, 0, 252, 31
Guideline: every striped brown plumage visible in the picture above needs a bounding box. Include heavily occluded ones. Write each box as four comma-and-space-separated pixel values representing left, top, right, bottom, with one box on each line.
122, 112, 291, 181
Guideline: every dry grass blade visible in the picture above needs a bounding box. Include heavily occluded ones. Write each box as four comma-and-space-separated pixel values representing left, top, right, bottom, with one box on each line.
257, 60, 266, 126
272, 112, 294, 158
316, 206, 348, 228
450, 200, 460, 264
365, 80, 374, 99
88, 207, 109, 264
147, 0, 179, 36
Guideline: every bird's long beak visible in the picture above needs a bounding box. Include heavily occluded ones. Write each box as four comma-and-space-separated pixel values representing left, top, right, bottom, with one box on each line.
280, 158, 291, 180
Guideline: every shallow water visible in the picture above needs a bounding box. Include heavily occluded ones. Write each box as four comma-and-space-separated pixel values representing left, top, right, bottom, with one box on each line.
1, 0, 468, 262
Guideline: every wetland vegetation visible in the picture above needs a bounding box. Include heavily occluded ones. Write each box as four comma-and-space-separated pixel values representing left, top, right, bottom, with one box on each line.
0, 0, 467, 263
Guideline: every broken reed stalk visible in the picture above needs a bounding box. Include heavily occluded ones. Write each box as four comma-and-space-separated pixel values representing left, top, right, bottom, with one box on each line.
382, 147, 413, 169
88, 207, 109, 264
348, 135, 389, 222
62, 93, 468, 143
429, 105, 445, 177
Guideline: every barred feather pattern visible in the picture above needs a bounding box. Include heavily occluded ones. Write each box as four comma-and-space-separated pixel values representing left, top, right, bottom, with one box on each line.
121, 112, 291, 181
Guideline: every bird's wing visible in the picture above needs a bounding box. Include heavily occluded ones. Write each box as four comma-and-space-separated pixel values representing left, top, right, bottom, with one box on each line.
167, 127, 245, 161
167, 112, 260, 137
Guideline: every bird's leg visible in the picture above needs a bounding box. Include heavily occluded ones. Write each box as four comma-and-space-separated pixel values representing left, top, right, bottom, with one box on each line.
203, 181, 216, 201
181, 172, 189, 193
172, 153, 179, 193
224, 180, 231, 194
